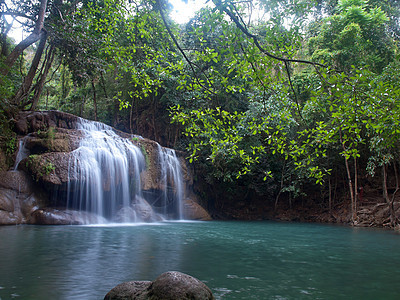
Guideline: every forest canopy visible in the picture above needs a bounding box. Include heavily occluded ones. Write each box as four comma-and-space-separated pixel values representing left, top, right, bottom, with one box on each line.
1, 0, 399, 224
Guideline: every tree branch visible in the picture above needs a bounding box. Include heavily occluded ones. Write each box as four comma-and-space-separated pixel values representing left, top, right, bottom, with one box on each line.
155, 0, 216, 95
0, 0, 47, 78
213, 0, 325, 68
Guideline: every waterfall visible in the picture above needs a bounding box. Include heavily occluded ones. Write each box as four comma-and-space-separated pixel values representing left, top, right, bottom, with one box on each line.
13, 137, 30, 171
158, 145, 184, 220
66, 118, 185, 224
67, 119, 146, 223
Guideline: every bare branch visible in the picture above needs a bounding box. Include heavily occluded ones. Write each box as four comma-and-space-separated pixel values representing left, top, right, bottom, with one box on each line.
1, 12, 36, 22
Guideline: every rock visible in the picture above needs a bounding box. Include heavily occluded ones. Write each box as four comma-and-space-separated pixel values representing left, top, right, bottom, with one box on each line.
20, 194, 40, 219
114, 198, 163, 223
0, 188, 24, 224
104, 271, 215, 300
14, 110, 81, 135
0, 150, 7, 172
104, 281, 151, 300
24, 130, 79, 153
183, 199, 212, 221
22, 152, 73, 186
30, 208, 107, 225
5, 110, 212, 224
0, 171, 42, 225
0, 171, 34, 194
148, 271, 214, 300
0, 210, 21, 224
0, 188, 17, 212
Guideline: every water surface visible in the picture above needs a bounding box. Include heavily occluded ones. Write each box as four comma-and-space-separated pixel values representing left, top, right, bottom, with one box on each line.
0, 221, 399, 299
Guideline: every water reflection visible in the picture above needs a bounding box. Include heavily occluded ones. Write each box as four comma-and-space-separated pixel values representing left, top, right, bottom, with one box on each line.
1, 222, 400, 300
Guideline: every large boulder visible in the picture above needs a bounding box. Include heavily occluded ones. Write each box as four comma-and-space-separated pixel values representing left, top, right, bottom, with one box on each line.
105, 281, 152, 300
183, 199, 212, 221
0, 170, 43, 224
104, 271, 215, 300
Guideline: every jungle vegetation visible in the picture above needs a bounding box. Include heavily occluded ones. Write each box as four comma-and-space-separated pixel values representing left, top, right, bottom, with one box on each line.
1, 0, 399, 224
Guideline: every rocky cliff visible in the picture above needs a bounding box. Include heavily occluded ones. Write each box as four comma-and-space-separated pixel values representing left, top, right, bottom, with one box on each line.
0, 110, 211, 225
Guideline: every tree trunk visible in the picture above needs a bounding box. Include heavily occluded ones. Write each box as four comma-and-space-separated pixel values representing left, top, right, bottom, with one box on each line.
130, 96, 134, 134
354, 157, 358, 219
0, 0, 47, 77
112, 67, 119, 127
339, 128, 355, 224
11, 31, 47, 107
1, 17, 14, 56
344, 156, 355, 223
30, 44, 55, 110
383, 164, 398, 227
328, 177, 332, 214
152, 95, 158, 142
80, 93, 86, 116
390, 162, 399, 227
274, 163, 285, 211
91, 79, 98, 121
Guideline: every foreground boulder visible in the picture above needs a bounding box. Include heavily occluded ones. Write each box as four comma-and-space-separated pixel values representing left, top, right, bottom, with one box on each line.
104, 271, 215, 300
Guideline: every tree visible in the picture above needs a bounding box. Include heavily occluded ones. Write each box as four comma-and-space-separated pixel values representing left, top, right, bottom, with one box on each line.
308, 0, 395, 73
0, 0, 47, 78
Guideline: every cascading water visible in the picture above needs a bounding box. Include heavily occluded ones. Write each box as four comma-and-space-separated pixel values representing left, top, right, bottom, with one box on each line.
157, 145, 184, 220
65, 118, 185, 224
13, 138, 30, 171
67, 119, 146, 223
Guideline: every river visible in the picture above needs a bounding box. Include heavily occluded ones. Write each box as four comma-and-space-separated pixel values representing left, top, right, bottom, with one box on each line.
0, 221, 399, 299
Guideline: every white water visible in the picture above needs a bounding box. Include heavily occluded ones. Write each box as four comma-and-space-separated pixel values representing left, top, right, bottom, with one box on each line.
65, 119, 184, 223
158, 144, 184, 219
13, 138, 30, 170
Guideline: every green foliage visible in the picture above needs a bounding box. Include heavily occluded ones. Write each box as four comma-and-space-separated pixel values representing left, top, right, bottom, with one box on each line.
26, 155, 55, 181
140, 144, 150, 167
309, 0, 395, 73
3, 0, 398, 208
0, 109, 17, 165
43, 162, 55, 176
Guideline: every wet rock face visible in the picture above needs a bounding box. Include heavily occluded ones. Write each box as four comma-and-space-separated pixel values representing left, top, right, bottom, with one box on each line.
104, 271, 215, 300
0, 171, 42, 225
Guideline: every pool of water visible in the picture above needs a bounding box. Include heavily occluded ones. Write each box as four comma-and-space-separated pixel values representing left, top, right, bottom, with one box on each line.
0, 221, 399, 299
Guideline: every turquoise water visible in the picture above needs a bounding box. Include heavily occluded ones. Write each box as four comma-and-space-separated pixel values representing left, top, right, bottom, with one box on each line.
0, 221, 399, 299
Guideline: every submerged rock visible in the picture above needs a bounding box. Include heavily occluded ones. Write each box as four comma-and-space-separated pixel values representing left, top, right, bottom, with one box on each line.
104, 271, 215, 300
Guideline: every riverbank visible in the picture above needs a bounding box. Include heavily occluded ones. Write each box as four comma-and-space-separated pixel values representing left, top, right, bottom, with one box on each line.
211, 194, 400, 230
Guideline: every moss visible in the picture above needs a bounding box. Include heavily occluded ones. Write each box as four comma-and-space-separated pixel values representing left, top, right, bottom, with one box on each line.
140, 144, 150, 167
26, 155, 55, 181
0, 113, 17, 168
